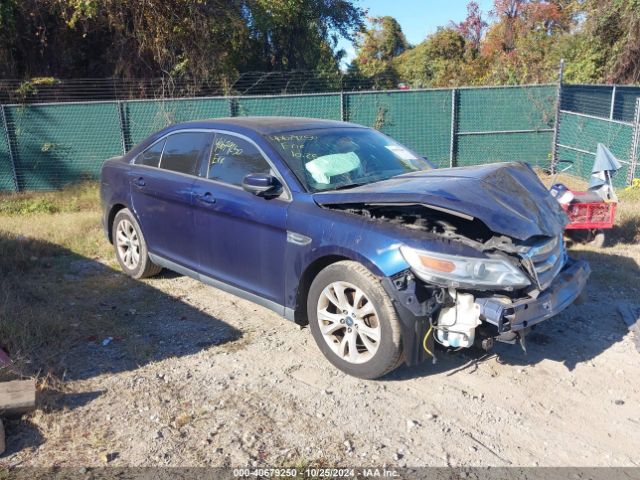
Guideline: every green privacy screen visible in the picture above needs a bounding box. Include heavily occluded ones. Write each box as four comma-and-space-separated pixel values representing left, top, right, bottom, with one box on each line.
557, 112, 634, 188
4, 103, 123, 190
236, 93, 341, 119
0, 119, 15, 192
123, 98, 230, 147
1, 84, 637, 192
456, 131, 554, 168
455, 85, 556, 169
561, 85, 640, 122
345, 90, 453, 168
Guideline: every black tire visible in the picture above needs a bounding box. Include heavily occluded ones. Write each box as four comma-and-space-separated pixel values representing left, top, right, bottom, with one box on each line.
112, 208, 162, 279
566, 229, 606, 248
307, 260, 403, 379
587, 229, 606, 248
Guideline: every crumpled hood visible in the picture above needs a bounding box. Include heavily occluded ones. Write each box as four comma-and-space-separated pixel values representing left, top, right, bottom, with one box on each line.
313, 162, 568, 241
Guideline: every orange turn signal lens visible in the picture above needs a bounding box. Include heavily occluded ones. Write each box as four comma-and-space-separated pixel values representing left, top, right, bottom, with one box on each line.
418, 255, 455, 273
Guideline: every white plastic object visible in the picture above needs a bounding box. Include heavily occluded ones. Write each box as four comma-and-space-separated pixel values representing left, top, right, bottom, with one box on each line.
436, 289, 482, 348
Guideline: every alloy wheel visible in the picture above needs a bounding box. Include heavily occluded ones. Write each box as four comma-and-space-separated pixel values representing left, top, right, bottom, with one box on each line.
116, 219, 141, 270
316, 281, 381, 364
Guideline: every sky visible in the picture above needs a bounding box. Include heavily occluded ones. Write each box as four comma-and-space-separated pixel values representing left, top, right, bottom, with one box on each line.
337, 0, 495, 67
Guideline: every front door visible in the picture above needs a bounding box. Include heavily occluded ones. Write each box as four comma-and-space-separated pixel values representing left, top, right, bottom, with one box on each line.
191, 131, 289, 305
129, 131, 213, 271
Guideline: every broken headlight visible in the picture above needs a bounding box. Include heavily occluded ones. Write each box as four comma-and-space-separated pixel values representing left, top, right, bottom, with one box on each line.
400, 246, 531, 290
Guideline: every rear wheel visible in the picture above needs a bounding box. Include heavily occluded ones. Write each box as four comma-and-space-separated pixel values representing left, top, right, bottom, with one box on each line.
307, 261, 403, 379
113, 208, 162, 279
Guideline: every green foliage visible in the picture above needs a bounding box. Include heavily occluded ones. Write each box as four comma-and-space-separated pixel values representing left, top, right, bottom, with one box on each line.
354, 0, 640, 87
0, 182, 98, 215
243, 0, 363, 72
15, 77, 60, 101
580, 0, 640, 83
0, 197, 59, 215
0, 0, 364, 79
1, 0, 639, 88
393, 28, 472, 87
393, 43, 431, 88
350, 16, 410, 86
560, 33, 605, 83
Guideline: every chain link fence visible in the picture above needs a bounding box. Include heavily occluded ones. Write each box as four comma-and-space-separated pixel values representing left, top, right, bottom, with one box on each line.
556, 84, 640, 188
0, 74, 638, 192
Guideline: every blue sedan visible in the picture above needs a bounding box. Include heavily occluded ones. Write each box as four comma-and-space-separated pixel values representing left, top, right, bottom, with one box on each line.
100, 117, 589, 379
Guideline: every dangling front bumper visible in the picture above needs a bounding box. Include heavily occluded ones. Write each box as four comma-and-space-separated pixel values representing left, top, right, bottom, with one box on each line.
475, 258, 590, 334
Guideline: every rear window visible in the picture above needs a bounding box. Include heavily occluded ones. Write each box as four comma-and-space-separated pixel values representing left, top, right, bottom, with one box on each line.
159, 132, 212, 176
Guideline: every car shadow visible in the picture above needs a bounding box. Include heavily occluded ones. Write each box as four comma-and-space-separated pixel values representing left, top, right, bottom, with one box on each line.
0, 232, 241, 457
384, 249, 638, 381
608, 216, 640, 246
1, 417, 45, 459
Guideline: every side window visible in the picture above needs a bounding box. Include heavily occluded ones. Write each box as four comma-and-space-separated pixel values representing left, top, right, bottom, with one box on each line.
136, 139, 166, 167
208, 133, 271, 186
160, 132, 212, 176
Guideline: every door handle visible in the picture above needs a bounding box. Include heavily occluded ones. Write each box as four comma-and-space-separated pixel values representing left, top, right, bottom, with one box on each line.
196, 192, 216, 204
132, 177, 146, 187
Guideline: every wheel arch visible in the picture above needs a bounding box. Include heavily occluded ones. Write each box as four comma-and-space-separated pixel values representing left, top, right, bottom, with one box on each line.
107, 203, 127, 244
292, 251, 386, 326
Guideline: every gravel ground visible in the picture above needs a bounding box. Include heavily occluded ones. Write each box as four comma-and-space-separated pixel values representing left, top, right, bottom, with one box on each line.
2, 247, 639, 468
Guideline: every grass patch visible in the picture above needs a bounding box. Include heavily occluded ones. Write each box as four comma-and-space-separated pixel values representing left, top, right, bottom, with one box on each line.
0, 183, 112, 274
0, 182, 120, 379
0, 182, 99, 215
613, 193, 640, 245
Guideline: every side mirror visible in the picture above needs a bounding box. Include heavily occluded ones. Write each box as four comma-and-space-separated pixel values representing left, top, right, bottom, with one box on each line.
242, 173, 283, 197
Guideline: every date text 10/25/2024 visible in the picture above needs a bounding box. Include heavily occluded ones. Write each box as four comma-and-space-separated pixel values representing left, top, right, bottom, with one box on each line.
232, 468, 400, 478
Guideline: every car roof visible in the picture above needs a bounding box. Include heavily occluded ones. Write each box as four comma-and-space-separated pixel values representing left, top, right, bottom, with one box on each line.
171, 116, 368, 136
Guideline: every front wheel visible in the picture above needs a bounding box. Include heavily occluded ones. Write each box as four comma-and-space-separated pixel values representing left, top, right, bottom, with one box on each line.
307, 261, 403, 379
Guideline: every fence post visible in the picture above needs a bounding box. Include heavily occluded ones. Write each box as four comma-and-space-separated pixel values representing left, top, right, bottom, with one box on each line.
0, 104, 19, 193
449, 88, 457, 168
228, 97, 238, 117
339, 75, 347, 122
609, 85, 617, 120
550, 59, 565, 173
626, 97, 640, 186
116, 100, 128, 154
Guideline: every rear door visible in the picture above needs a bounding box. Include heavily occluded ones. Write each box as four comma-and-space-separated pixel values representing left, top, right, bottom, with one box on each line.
129, 130, 213, 271
191, 131, 289, 305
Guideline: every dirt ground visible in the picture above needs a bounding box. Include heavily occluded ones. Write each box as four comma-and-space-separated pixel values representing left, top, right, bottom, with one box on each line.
1, 181, 639, 468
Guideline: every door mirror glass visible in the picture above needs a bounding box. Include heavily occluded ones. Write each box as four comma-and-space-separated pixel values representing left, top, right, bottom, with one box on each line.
242, 173, 282, 197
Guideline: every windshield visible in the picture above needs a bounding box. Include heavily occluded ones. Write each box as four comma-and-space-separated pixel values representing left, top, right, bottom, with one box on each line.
266, 128, 432, 192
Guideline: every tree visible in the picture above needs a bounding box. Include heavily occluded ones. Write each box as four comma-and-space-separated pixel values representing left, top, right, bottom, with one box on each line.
394, 28, 472, 87
242, 0, 364, 72
479, 0, 577, 84
350, 16, 409, 84
452, 1, 488, 53
0, 0, 365, 80
580, 0, 640, 83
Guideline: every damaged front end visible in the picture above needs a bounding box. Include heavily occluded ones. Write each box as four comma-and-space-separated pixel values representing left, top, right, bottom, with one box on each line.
314, 163, 590, 366
379, 243, 589, 366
